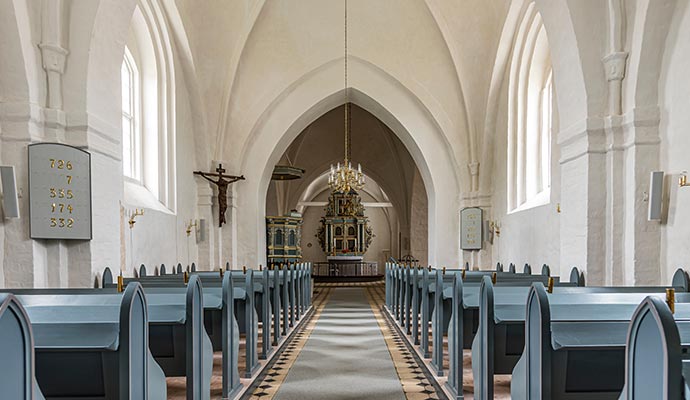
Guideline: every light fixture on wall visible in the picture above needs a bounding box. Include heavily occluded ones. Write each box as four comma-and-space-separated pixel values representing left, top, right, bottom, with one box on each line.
186, 219, 198, 237
680, 171, 690, 188
328, 0, 365, 193
128, 208, 144, 229
489, 221, 501, 238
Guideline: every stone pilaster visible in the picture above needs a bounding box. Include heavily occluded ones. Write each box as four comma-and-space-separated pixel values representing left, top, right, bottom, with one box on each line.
622, 106, 661, 285
195, 181, 215, 270
559, 120, 607, 285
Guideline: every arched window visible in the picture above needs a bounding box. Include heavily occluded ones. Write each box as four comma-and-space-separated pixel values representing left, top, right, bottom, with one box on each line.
121, 47, 141, 181
508, 5, 553, 212
121, 4, 177, 212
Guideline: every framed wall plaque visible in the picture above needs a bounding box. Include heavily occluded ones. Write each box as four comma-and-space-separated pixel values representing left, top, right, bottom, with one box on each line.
28, 143, 92, 240
460, 207, 483, 250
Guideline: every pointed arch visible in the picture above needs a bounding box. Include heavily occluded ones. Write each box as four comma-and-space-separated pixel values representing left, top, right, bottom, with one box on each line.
234, 57, 462, 268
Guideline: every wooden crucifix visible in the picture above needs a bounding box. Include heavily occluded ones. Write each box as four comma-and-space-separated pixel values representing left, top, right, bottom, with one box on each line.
193, 164, 245, 227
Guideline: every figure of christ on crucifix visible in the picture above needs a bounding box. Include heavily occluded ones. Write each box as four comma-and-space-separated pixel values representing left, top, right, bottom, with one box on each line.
193, 164, 245, 227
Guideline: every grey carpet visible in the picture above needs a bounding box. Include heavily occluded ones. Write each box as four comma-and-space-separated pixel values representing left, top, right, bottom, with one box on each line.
274, 287, 406, 400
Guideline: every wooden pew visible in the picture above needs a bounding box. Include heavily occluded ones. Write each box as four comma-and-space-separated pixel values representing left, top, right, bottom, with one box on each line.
431, 269, 564, 383
139, 275, 213, 399
472, 269, 689, 400
0, 294, 45, 400
26, 276, 212, 400
139, 273, 243, 398
114, 266, 273, 360
112, 261, 313, 364
105, 266, 260, 384
523, 264, 532, 274
384, 262, 568, 384
509, 281, 690, 400
14, 283, 167, 399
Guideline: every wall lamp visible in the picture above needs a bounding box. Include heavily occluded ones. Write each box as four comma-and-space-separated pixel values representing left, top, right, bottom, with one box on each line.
680, 171, 690, 188
128, 209, 144, 229
186, 219, 198, 237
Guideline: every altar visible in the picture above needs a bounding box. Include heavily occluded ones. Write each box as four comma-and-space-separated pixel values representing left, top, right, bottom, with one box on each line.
313, 259, 379, 280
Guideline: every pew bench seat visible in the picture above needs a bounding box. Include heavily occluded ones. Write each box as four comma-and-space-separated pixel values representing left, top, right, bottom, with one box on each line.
550, 322, 630, 350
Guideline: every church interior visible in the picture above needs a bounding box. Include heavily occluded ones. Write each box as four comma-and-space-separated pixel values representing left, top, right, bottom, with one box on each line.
1, 0, 689, 399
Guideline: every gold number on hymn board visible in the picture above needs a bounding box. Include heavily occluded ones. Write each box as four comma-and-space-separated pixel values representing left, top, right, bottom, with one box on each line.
50, 159, 73, 170
51, 204, 73, 214
50, 217, 74, 228
49, 188, 73, 199
66, 175, 72, 185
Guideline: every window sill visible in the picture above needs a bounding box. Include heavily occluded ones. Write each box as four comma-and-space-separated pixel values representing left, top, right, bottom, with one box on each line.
508, 189, 551, 214
123, 179, 173, 215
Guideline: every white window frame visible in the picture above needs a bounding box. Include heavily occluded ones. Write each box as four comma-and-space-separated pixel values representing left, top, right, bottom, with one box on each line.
122, 46, 142, 182
121, 4, 177, 214
507, 10, 553, 214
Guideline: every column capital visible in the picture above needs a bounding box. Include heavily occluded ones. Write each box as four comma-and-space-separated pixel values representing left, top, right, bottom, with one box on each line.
38, 43, 69, 74
602, 52, 628, 82
467, 162, 480, 176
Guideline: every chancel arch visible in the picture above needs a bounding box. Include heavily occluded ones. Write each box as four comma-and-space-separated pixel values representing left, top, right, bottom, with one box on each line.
234, 56, 460, 268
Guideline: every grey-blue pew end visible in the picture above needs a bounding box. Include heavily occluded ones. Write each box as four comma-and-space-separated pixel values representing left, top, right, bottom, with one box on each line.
111, 268, 260, 384
96, 274, 214, 399
618, 297, 689, 400
17, 283, 166, 400
0, 294, 45, 400
145, 275, 213, 400
140, 273, 244, 398
429, 270, 566, 375
570, 266, 585, 286
108, 266, 265, 375
523, 264, 532, 274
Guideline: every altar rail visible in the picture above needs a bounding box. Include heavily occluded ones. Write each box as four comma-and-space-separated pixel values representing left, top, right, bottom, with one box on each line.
312, 262, 380, 277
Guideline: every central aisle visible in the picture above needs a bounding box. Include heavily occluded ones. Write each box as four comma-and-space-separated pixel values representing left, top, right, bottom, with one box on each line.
273, 287, 406, 400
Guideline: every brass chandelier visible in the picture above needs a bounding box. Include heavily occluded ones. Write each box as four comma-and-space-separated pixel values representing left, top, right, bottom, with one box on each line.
328, 0, 365, 193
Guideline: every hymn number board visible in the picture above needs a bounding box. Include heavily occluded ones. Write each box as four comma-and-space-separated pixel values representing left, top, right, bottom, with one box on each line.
29, 143, 92, 240
460, 207, 483, 250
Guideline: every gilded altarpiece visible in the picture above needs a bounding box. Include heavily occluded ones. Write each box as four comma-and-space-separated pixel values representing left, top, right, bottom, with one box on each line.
317, 190, 373, 257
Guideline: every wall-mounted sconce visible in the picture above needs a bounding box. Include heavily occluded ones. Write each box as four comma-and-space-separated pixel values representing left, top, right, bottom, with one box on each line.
556, 203, 561, 213
680, 171, 690, 188
128, 209, 144, 229
186, 219, 198, 237
489, 220, 501, 238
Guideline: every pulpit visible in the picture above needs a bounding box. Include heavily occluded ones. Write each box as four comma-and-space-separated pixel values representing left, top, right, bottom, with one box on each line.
266, 211, 303, 264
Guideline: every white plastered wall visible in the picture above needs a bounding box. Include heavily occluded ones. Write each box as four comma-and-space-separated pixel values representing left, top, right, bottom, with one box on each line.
659, 1, 690, 282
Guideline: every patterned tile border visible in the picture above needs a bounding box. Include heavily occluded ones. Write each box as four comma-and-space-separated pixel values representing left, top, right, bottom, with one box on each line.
365, 284, 447, 400
242, 286, 334, 400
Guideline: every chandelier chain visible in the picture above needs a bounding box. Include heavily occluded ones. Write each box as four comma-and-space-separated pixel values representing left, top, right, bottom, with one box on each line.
344, 0, 349, 164
328, 0, 364, 193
